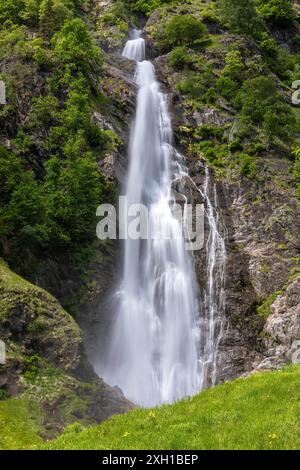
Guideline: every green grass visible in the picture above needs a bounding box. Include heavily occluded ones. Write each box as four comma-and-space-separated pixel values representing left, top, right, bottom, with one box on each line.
39, 366, 300, 450
0, 399, 43, 450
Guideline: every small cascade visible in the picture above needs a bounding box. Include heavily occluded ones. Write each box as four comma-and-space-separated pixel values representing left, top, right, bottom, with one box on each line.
200, 166, 226, 388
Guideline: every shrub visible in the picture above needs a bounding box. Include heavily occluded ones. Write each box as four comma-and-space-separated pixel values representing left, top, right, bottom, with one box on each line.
292, 147, 300, 199
129, 0, 173, 16
169, 46, 193, 69
223, 50, 245, 81
256, 0, 296, 26
234, 76, 278, 123
165, 15, 207, 47
216, 75, 238, 99
0, 0, 24, 25
52, 18, 100, 71
239, 153, 257, 178
39, 0, 74, 38
219, 0, 264, 38
234, 76, 297, 143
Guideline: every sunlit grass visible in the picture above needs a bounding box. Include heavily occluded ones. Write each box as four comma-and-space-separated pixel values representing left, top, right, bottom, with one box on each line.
40, 366, 300, 450
0, 399, 43, 450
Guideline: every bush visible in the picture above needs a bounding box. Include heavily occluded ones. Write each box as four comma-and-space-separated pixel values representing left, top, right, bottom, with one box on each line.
239, 153, 257, 178
0, 0, 24, 25
292, 147, 300, 199
223, 50, 245, 81
39, 0, 74, 38
234, 76, 296, 143
259, 33, 297, 83
169, 46, 193, 69
165, 15, 207, 48
52, 18, 100, 71
216, 50, 245, 99
234, 76, 278, 123
129, 0, 173, 16
219, 0, 264, 38
256, 0, 296, 26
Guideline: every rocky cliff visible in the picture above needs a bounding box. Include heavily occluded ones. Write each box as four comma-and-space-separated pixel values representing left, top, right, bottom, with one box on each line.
85, 0, 300, 381
0, 259, 132, 436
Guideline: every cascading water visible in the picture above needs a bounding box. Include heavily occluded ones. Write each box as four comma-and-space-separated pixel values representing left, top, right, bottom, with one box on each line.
199, 166, 226, 389
96, 30, 226, 407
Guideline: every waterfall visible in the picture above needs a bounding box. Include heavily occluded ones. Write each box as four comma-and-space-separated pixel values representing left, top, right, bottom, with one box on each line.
200, 166, 226, 388
96, 31, 226, 407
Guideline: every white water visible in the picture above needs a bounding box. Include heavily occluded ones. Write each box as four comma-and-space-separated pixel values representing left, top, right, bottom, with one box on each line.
199, 166, 226, 388
96, 31, 226, 407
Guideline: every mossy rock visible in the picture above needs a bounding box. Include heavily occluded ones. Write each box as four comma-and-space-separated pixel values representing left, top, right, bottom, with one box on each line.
0, 259, 133, 437
0, 258, 82, 373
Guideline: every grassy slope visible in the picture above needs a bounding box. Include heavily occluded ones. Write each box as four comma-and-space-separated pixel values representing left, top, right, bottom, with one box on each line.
38, 367, 300, 450
0, 399, 43, 450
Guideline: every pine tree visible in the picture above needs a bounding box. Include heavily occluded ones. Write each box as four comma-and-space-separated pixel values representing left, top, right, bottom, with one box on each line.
39, 0, 55, 38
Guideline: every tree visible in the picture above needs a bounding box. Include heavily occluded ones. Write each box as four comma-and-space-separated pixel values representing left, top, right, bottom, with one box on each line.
219, 0, 264, 38
39, 0, 73, 38
39, 0, 55, 37
52, 18, 100, 71
43, 150, 101, 248
0, 0, 24, 24
256, 0, 296, 26
20, 0, 41, 27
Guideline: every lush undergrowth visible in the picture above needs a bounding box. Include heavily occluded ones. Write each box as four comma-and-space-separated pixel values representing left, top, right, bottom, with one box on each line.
33, 366, 300, 450
0, 0, 117, 278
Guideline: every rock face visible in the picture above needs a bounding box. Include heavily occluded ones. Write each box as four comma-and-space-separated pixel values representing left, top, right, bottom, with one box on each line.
139, 4, 300, 383
255, 277, 300, 371
0, 259, 133, 435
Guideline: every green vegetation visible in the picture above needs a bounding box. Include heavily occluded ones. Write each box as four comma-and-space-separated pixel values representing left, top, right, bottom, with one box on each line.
165, 15, 207, 48
234, 76, 297, 144
150, 0, 300, 178
0, 259, 117, 435
0, 399, 43, 450
1, 367, 299, 450
169, 46, 193, 69
257, 290, 283, 318
256, 0, 296, 26
129, 0, 174, 16
28, 366, 298, 449
292, 147, 300, 198
219, 0, 264, 38
0, 0, 117, 277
